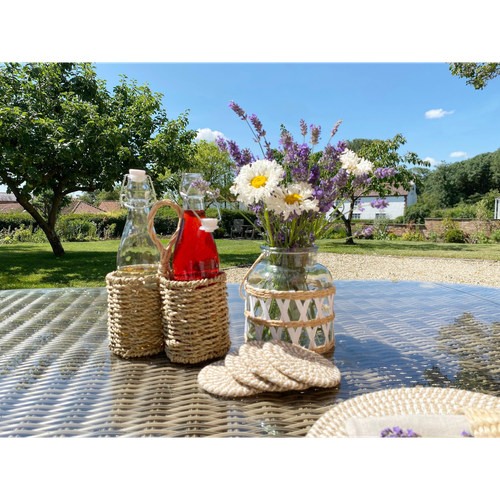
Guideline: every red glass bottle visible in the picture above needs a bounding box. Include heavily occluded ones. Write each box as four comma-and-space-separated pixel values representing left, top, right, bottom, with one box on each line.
172, 174, 220, 281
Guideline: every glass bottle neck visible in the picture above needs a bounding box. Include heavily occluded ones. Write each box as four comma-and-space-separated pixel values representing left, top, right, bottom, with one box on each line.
183, 196, 205, 211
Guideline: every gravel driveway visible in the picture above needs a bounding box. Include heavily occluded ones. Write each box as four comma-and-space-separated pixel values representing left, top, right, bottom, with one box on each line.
222, 253, 500, 288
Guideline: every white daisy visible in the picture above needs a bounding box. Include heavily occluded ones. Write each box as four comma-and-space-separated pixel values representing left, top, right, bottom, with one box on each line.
266, 182, 319, 219
339, 149, 360, 174
356, 158, 375, 176
340, 149, 374, 176
231, 159, 285, 205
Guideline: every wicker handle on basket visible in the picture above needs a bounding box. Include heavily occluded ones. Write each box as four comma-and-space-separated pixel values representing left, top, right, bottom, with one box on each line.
147, 200, 184, 279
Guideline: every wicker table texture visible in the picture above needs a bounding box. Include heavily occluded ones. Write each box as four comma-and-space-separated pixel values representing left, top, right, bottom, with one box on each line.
0, 280, 499, 437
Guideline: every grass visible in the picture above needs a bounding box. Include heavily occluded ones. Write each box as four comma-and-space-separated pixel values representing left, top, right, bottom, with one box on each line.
0, 238, 499, 290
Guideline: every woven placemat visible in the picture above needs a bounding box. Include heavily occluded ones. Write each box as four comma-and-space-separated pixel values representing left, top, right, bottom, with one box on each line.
306, 387, 500, 438
262, 340, 341, 388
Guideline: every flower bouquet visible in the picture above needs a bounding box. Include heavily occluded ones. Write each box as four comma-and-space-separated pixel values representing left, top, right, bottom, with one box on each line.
216, 101, 361, 351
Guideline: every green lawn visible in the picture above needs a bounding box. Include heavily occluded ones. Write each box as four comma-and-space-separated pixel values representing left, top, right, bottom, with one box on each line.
0, 238, 499, 290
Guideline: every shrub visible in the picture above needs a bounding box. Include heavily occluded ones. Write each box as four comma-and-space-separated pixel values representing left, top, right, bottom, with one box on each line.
491, 229, 500, 243
444, 229, 466, 243
387, 232, 399, 240
56, 219, 98, 241
401, 220, 426, 241
404, 205, 428, 224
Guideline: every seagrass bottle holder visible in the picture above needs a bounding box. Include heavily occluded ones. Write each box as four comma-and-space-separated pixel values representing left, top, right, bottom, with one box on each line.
106, 271, 164, 359
147, 200, 231, 364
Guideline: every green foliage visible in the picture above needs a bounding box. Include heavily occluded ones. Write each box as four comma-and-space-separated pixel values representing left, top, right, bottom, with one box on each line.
346, 138, 374, 153
0, 207, 259, 241
401, 221, 426, 241
444, 229, 466, 244
0, 62, 198, 255
490, 230, 500, 243
158, 140, 235, 206
449, 63, 500, 90
404, 204, 429, 224
421, 151, 500, 209
387, 232, 399, 240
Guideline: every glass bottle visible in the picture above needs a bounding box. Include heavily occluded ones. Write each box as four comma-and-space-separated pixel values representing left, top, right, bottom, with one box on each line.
116, 169, 160, 276
172, 173, 220, 281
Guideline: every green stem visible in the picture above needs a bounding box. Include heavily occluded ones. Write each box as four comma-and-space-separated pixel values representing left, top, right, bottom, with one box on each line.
264, 209, 275, 247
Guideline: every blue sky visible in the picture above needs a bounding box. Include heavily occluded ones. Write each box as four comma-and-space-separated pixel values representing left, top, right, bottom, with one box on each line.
1, 63, 499, 194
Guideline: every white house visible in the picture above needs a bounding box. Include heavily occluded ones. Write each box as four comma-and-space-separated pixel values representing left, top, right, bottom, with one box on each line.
339, 183, 417, 220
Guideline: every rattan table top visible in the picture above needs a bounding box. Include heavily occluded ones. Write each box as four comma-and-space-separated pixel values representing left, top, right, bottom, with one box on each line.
0, 280, 499, 437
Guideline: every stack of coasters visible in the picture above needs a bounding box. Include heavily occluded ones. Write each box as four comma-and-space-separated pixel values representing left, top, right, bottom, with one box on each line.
198, 340, 341, 398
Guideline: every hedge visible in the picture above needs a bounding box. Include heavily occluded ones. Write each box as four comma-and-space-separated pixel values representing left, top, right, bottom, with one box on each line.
0, 207, 258, 238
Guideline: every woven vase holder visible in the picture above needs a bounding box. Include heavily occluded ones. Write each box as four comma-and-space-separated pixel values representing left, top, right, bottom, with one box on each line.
239, 252, 336, 354
147, 199, 231, 364
106, 272, 164, 358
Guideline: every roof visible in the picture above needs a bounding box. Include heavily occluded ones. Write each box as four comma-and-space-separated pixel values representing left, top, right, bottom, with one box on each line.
98, 201, 121, 212
0, 203, 25, 213
356, 185, 411, 198
61, 200, 105, 215
0, 193, 17, 203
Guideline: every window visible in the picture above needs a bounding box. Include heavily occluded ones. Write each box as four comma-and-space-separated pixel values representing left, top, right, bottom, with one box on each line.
352, 213, 361, 219
375, 213, 387, 219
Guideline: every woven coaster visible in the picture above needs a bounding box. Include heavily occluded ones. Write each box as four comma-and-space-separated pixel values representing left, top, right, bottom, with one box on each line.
239, 341, 309, 391
198, 360, 261, 397
225, 350, 286, 392
262, 340, 341, 388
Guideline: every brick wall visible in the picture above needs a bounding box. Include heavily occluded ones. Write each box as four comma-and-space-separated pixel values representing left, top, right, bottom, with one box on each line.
354, 219, 500, 238
423, 218, 500, 237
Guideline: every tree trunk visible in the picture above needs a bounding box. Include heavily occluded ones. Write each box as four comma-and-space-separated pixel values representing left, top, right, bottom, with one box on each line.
44, 224, 65, 256
345, 219, 355, 245
4, 183, 66, 256
344, 197, 356, 245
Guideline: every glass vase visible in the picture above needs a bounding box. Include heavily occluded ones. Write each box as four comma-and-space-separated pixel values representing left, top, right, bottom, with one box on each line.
244, 245, 335, 352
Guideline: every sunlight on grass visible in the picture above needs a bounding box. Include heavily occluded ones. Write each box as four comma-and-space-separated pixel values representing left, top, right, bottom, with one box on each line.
0, 238, 498, 290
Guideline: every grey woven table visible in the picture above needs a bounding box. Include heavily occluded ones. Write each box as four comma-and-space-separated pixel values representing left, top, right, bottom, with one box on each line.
0, 280, 499, 437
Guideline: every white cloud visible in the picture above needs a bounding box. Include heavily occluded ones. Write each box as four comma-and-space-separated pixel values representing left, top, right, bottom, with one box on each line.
195, 128, 226, 142
450, 151, 467, 158
424, 109, 455, 119
424, 157, 438, 166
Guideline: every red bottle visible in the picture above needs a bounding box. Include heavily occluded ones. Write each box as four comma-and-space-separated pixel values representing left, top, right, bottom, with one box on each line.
172, 174, 220, 281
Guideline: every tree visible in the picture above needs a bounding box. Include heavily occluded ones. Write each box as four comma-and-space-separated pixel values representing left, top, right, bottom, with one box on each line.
423, 150, 500, 208
329, 134, 430, 244
0, 63, 197, 256
78, 185, 121, 207
158, 139, 235, 207
448, 63, 500, 90
193, 140, 235, 207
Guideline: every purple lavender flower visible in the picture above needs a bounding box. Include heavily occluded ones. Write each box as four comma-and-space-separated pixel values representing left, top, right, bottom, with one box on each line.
329, 119, 342, 140
215, 135, 228, 153
371, 198, 389, 209
308, 164, 320, 185
228, 100, 247, 120
300, 119, 308, 138
226, 140, 244, 171
309, 124, 321, 146
241, 148, 255, 165
374, 167, 397, 179
461, 431, 473, 437
190, 178, 210, 193
362, 226, 374, 237
380, 427, 420, 438
249, 114, 266, 140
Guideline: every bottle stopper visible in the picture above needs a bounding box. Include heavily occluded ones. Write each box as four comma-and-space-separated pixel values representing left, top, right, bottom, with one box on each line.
199, 218, 219, 233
